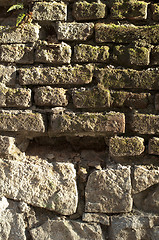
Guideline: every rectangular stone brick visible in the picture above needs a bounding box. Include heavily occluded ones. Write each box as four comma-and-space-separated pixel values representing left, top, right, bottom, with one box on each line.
113, 45, 150, 67
34, 87, 68, 107
74, 44, 109, 63
35, 42, 71, 64
0, 110, 45, 134
0, 65, 16, 86
57, 22, 94, 41
148, 137, 159, 155
19, 64, 94, 85
0, 24, 40, 43
32, 2, 67, 21
0, 44, 34, 64
72, 85, 110, 108
49, 108, 125, 136
95, 67, 159, 90
109, 136, 145, 157
85, 166, 132, 213
73, 1, 107, 20
95, 23, 159, 44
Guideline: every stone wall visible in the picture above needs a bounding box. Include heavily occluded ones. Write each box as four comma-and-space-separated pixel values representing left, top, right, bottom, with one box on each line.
0, 0, 159, 239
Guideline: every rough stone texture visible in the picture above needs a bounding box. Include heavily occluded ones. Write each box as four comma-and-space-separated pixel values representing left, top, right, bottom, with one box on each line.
109, 136, 145, 157
85, 166, 132, 213
72, 85, 110, 108
95, 67, 159, 90
151, 46, 159, 65
34, 87, 68, 107
0, 44, 34, 64
82, 213, 110, 225
32, 2, 67, 21
113, 45, 150, 67
130, 113, 159, 135
35, 42, 71, 64
155, 94, 159, 110
19, 64, 94, 85
30, 220, 104, 240
74, 44, 109, 63
95, 23, 159, 44
0, 65, 16, 86
111, 0, 148, 20
49, 108, 125, 136
0, 110, 45, 134
0, 24, 40, 43
0, 135, 16, 157
149, 137, 159, 155
57, 22, 94, 41
151, 4, 159, 21
73, 1, 107, 20
0, 159, 78, 215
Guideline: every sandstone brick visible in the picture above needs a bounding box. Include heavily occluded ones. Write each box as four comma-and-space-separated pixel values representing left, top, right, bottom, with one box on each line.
151, 4, 159, 21
73, 1, 107, 20
151, 46, 159, 65
82, 213, 110, 225
95, 23, 159, 44
148, 137, 159, 155
72, 85, 110, 108
0, 44, 34, 64
57, 22, 94, 41
0, 65, 16, 86
95, 67, 159, 90
74, 44, 109, 63
85, 166, 132, 213
34, 87, 68, 107
49, 108, 125, 136
0, 110, 45, 134
0, 160, 78, 215
19, 64, 94, 85
111, 0, 148, 20
109, 136, 145, 157
35, 42, 71, 64
32, 2, 67, 21
0, 24, 40, 43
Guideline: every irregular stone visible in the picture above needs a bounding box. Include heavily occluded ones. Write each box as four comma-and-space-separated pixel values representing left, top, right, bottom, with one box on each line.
0, 110, 45, 134
130, 113, 159, 135
73, 1, 107, 20
19, 64, 94, 85
85, 166, 132, 213
95, 23, 159, 44
0, 65, 16, 86
82, 213, 110, 225
32, 2, 67, 21
0, 24, 40, 43
34, 87, 68, 107
151, 4, 159, 21
57, 22, 94, 41
35, 42, 71, 64
0, 159, 78, 215
113, 45, 150, 66
111, 0, 148, 20
151, 46, 159, 65
0, 44, 34, 64
74, 44, 109, 63
95, 67, 159, 90
149, 137, 159, 155
49, 108, 125, 136
109, 136, 145, 157
72, 85, 110, 108
30, 219, 104, 240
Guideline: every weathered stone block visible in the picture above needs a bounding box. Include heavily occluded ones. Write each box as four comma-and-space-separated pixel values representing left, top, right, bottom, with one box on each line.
72, 85, 110, 108
74, 44, 109, 63
109, 136, 145, 157
151, 46, 159, 65
151, 4, 159, 21
148, 137, 159, 155
95, 23, 159, 44
0, 110, 45, 134
0, 160, 78, 215
19, 64, 94, 85
0, 65, 16, 86
85, 166, 132, 213
32, 2, 67, 21
34, 87, 68, 107
0, 135, 15, 157
82, 213, 110, 225
49, 108, 125, 136
73, 1, 107, 20
57, 22, 94, 41
0, 24, 40, 43
0, 44, 34, 64
35, 42, 71, 64
130, 113, 159, 135
30, 220, 104, 240
113, 45, 150, 67
111, 0, 148, 20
